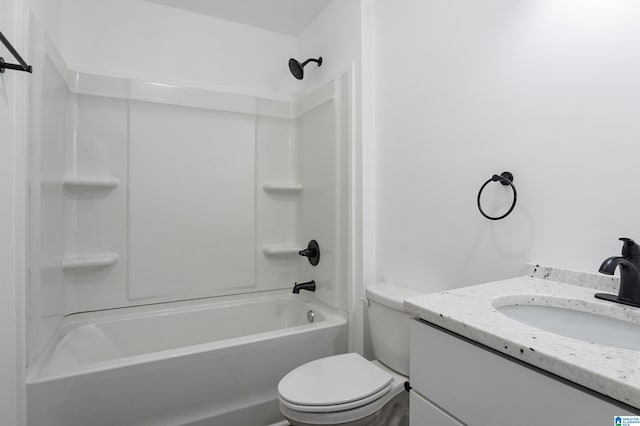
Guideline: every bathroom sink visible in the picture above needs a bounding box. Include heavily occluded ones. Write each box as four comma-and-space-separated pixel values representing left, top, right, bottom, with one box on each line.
497, 304, 640, 351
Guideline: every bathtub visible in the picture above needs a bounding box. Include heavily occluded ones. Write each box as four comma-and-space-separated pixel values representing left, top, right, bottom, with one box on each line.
27, 291, 348, 426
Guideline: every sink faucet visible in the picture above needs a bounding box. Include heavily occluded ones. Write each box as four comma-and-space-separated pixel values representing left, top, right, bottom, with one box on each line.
595, 237, 640, 308
293, 280, 316, 294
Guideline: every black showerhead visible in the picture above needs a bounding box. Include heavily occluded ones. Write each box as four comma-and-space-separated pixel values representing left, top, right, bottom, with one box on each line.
288, 57, 323, 80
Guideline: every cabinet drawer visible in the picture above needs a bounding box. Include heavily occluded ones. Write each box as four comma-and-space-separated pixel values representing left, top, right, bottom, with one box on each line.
410, 390, 463, 426
410, 320, 636, 426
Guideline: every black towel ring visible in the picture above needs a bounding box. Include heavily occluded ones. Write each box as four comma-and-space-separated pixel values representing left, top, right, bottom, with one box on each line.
477, 171, 517, 221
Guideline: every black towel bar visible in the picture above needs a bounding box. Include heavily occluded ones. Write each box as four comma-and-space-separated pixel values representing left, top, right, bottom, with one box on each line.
0, 31, 32, 73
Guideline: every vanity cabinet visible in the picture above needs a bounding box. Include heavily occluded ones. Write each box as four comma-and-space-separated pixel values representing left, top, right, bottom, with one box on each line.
410, 390, 463, 425
410, 319, 637, 425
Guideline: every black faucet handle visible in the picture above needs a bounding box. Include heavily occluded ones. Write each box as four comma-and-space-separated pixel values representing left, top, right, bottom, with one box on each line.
299, 240, 320, 266
620, 237, 640, 257
298, 248, 316, 257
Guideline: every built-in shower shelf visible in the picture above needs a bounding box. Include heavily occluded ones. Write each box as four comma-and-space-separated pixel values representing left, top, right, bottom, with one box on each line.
63, 176, 120, 189
262, 183, 303, 194
262, 245, 302, 256
63, 253, 119, 270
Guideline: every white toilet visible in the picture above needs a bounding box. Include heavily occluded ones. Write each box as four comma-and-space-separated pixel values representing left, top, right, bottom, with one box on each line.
277, 283, 422, 426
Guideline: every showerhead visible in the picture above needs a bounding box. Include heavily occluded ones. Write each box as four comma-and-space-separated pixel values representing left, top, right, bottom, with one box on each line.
288, 57, 323, 80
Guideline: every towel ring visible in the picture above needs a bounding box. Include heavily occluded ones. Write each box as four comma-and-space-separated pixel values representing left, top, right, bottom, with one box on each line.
477, 171, 517, 221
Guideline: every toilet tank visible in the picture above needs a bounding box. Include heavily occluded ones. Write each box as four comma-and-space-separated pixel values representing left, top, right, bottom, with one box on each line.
366, 283, 422, 376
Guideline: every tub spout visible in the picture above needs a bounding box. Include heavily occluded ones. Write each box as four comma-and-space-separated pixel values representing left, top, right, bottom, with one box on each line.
293, 280, 316, 294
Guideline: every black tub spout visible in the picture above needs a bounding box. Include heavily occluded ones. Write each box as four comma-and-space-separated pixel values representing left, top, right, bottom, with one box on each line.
293, 280, 316, 294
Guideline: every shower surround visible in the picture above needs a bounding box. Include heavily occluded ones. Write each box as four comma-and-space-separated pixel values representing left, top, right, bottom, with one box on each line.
26, 14, 353, 425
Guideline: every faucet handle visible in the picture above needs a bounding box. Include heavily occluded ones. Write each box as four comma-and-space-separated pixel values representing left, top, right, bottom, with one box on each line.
298, 240, 320, 266
620, 237, 640, 257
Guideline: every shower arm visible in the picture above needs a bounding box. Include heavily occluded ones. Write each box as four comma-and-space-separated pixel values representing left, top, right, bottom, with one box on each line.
301, 58, 322, 67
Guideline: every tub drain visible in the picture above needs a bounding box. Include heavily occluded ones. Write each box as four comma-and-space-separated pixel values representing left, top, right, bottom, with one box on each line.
307, 310, 315, 323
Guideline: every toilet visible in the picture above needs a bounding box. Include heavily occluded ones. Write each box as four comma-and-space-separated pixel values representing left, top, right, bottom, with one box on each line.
277, 283, 422, 426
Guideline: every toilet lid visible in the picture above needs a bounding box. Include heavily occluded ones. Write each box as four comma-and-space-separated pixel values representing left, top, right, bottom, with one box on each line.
278, 353, 393, 408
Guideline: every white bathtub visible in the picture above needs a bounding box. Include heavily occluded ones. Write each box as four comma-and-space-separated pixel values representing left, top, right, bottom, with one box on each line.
27, 291, 348, 426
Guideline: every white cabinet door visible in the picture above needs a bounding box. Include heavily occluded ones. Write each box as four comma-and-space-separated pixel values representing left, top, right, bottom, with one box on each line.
410, 320, 637, 426
410, 390, 463, 426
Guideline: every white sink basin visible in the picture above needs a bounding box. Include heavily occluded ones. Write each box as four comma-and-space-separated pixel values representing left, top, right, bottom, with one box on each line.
497, 304, 640, 351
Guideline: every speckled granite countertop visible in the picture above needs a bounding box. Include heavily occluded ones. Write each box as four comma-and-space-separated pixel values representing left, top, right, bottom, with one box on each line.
404, 264, 640, 409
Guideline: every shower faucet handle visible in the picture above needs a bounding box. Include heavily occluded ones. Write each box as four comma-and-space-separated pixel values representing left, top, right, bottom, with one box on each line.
298, 240, 320, 266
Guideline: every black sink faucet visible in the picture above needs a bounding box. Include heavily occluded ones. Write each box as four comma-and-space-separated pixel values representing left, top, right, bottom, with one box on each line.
293, 280, 316, 294
595, 237, 640, 308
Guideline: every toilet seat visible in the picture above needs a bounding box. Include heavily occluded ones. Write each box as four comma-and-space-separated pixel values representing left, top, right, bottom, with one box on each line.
278, 353, 393, 409
278, 358, 408, 425
279, 383, 391, 413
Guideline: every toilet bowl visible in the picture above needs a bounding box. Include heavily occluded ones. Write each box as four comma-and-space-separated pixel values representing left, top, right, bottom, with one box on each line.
277, 283, 422, 426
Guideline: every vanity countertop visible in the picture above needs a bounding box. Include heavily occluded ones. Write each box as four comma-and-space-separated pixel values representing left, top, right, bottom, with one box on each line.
404, 265, 640, 410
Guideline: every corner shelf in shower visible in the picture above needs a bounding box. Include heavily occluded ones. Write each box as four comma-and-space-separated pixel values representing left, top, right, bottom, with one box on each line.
63, 176, 120, 189
63, 253, 119, 271
262, 183, 303, 194
262, 245, 302, 256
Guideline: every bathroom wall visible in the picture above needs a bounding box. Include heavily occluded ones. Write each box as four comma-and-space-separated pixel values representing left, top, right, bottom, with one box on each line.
297, 0, 362, 95
371, 0, 640, 293
0, 0, 22, 422
26, 0, 63, 47
59, 0, 298, 99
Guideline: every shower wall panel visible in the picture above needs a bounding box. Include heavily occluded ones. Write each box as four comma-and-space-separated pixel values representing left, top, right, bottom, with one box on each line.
295, 74, 351, 312
57, 74, 302, 314
256, 116, 300, 290
128, 102, 256, 299
28, 65, 351, 357
64, 95, 128, 313
27, 15, 68, 363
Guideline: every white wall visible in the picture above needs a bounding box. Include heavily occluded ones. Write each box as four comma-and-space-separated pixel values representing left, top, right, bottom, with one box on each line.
0, 0, 19, 423
297, 0, 361, 94
60, 0, 298, 99
26, 0, 62, 47
372, 0, 640, 293
0, 0, 28, 424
